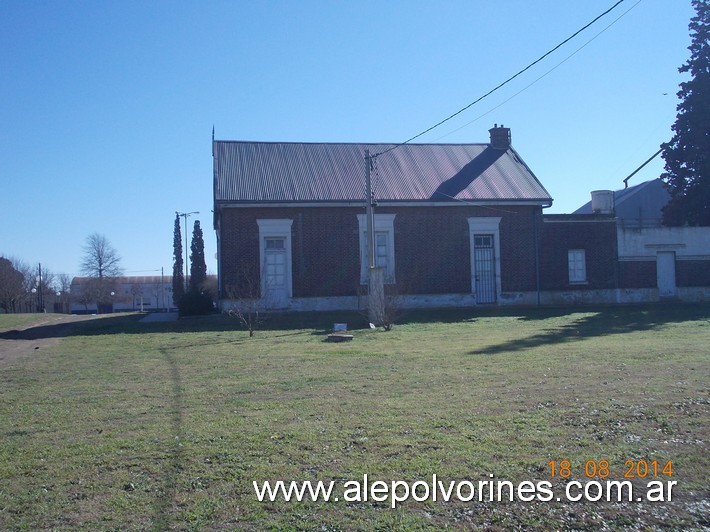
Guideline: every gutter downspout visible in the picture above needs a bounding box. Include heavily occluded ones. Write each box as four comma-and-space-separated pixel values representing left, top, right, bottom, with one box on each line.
534, 207, 541, 306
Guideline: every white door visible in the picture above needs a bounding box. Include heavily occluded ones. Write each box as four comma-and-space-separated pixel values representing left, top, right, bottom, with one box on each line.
263, 237, 289, 308
656, 251, 677, 299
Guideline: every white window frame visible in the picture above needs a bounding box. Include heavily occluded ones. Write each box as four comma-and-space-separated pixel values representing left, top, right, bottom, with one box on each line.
356, 213, 396, 284
568, 249, 587, 284
256, 219, 293, 299
467, 217, 502, 297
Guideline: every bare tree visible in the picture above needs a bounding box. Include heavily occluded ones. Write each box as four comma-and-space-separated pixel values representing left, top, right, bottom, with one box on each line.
381, 284, 407, 331
34, 264, 56, 312
74, 276, 118, 314
131, 283, 144, 311
15, 259, 35, 312
379, 287, 407, 331
56, 273, 72, 313
80, 233, 122, 312
357, 280, 408, 331
0, 257, 25, 313
225, 261, 266, 337
81, 233, 122, 279
74, 279, 95, 313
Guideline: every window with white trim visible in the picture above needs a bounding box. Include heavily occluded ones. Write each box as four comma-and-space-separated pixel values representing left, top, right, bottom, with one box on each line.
265, 237, 285, 251
356, 214, 396, 284
568, 249, 587, 284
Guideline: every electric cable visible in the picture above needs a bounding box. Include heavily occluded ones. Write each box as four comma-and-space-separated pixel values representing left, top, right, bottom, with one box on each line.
373, 0, 628, 158
432, 0, 642, 141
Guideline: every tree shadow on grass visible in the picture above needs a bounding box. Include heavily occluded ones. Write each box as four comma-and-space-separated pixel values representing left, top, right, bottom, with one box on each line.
1, 304, 708, 344
0, 313, 149, 340
152, 347, 185, 530
0, 311, 366, 339
468, 304, 710, 355
0, 313, 237, 340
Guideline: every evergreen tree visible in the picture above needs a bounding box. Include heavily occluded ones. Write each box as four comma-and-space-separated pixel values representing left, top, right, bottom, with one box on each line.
178, 219, 213, 316
172, 213, 185, 305
189, 220, 207, 293
660, 0, 710, 226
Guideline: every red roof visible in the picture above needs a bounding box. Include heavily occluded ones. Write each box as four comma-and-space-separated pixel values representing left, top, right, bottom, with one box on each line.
213, 141, 552, 205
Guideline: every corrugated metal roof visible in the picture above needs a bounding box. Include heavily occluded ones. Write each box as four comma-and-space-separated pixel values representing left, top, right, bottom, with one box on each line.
214, 141, 552, 204
574, 179, 670, 220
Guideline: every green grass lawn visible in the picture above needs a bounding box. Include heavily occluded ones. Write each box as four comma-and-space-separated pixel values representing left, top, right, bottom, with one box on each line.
0, 313, 49, 331
0, 305, 708, 530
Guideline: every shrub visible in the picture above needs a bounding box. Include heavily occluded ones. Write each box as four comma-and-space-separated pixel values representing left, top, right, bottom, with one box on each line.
178, 291, 214, 316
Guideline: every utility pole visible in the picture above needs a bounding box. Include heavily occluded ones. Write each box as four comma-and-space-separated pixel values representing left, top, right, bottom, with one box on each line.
365, 150, 375, 269
177, 211, 199, 291
37, 263, 44, 312
365, 150, 384, 325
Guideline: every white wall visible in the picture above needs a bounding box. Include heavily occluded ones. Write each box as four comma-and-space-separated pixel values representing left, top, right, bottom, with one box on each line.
618, 226, 710, 260
70, 280, 175, 313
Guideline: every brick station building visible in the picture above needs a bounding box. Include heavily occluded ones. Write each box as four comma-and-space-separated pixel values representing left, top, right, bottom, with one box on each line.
212, 127, 710, 311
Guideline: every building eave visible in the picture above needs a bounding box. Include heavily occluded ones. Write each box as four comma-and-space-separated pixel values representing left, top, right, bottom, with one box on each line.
215, 199, 552, 209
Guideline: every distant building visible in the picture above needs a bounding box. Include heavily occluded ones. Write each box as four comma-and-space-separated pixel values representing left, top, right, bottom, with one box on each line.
70, 276, 176, 313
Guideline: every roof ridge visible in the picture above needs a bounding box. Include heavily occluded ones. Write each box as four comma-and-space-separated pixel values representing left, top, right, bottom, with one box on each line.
214, 140, 490, 147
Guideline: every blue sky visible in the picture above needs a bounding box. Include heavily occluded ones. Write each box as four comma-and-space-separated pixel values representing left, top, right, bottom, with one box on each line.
0, 0, 695, 280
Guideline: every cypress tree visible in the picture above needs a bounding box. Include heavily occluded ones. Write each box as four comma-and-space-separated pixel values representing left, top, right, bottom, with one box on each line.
172, 213, 185, 306
661, 0, 710, 226
189, 220, 207, 293
179, 219, 213, 315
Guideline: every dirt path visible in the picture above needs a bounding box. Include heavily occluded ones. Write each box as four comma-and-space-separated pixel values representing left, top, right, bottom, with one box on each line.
0, 314, 103, 367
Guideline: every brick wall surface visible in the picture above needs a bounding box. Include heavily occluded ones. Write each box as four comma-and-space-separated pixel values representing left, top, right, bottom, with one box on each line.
618, 261, 657, 288
618, 259, 710, 289
219, 207, 709, 300
219, 207, 361, 298
677, 260, 710, 287
499, 208, 542, 291
388, 206, 471, 294
218, 204, 541, 298
539, 218, 617, 290
218, 208, 262, 298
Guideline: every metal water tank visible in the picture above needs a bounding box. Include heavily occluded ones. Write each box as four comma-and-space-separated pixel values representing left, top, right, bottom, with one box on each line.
591, 190, 614, 214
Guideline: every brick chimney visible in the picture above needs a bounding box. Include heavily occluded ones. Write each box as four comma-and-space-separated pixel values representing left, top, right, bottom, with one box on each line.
489, 124, 511, 150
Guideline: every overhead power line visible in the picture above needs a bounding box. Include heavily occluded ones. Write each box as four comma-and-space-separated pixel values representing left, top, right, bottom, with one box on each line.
374, 0, 628, 158
433, 0, 642, 141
